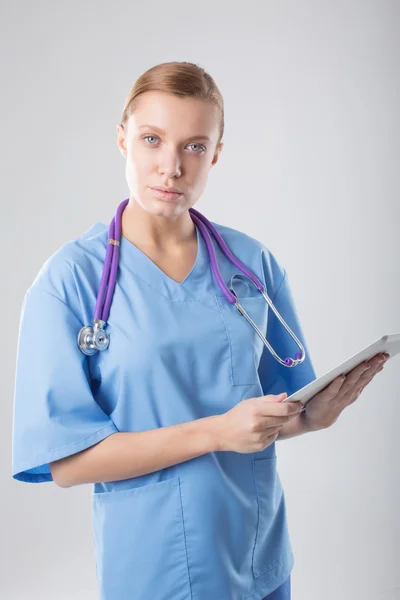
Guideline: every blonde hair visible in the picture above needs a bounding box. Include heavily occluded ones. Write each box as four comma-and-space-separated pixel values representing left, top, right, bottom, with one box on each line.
119, 61, 224, 148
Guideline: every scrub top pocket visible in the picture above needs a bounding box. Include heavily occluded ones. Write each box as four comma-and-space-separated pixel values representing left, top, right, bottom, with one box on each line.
92, 477, 191, 600
215, 291, 269, 386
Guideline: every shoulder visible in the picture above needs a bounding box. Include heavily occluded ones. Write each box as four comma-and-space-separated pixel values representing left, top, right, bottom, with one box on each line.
209, 220, 263, 250
209, 219, 286, 295
26, 222, 108, 306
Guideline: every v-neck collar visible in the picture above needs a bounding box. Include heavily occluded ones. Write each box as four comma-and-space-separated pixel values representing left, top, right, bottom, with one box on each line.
111, 221, 209, 302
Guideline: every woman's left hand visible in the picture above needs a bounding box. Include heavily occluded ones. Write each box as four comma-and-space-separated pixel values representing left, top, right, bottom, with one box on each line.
302, 352, 390, 431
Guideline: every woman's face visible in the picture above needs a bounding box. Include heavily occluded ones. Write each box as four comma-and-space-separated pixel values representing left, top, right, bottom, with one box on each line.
116, 91, 223, 217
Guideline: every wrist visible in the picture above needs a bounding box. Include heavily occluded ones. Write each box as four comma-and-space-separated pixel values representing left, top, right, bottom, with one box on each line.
203, 414, 225, 452
301, 410, 325, 432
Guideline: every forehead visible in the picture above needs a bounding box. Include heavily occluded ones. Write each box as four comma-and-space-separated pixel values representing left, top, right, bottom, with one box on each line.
128, 91, 219, 138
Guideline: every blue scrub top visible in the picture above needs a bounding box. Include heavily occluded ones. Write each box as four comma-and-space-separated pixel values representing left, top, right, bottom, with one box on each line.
11, 216, 316, 600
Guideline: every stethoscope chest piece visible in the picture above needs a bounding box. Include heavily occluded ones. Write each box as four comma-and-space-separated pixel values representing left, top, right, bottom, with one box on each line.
77, 319, 110, 356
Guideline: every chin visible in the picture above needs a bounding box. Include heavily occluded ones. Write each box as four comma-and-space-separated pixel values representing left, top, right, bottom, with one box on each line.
141, 199, 181, 216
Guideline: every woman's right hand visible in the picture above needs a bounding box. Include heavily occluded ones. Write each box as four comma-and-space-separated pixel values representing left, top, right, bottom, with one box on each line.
217, 393, 304, 453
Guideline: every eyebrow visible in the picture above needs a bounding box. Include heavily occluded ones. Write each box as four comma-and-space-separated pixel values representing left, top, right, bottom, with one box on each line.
138, 124, 211, 142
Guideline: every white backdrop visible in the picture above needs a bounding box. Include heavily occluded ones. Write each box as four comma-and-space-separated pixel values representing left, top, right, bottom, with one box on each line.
1, 1, 399, 598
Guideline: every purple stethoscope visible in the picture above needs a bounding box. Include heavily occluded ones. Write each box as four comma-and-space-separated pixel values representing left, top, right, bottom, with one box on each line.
78, 198, 306, 367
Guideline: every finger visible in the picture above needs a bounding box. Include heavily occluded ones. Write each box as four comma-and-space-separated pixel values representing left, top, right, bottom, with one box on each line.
308, 375, 349, 417
322, 375, 347, 398
340, 363, 373, 390
347, 366, 384, 404
261, 412, 302, 428
339, 354, 387, 408
261, 399, 303, 417
365, 353, 388, 369
347, 353, 386, 382
372, 352, 389, 362
361, 358, 384, 379
342, 364, 382, 405
358, 363, 380, 383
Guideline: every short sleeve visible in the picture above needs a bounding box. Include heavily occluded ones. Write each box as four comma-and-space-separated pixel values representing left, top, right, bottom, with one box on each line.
11, 285, 118, 483
257, 269, 317, 398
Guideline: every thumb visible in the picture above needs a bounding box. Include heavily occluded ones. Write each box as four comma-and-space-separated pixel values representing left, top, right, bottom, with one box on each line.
271, 392, 287, 403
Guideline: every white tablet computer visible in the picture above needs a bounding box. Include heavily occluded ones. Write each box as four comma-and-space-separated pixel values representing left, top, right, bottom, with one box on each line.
282, 333, 400, 406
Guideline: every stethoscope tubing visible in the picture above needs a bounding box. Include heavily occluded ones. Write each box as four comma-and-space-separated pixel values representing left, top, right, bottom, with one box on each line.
78, 198, 306, 367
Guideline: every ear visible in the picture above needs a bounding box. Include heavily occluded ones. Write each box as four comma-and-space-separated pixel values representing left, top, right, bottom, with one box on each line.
116, 124, 127, 158
211, 143, 224, 167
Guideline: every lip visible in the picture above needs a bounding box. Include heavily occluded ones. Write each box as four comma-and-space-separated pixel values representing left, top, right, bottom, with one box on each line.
149, 187, 183, 201
151, 185, 182, 193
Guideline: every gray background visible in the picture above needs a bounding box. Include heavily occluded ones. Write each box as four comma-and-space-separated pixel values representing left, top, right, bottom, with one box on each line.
1, 1, 399, 598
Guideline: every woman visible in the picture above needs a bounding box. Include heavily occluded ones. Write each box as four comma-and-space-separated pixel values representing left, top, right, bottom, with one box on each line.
12, 61, 386, 600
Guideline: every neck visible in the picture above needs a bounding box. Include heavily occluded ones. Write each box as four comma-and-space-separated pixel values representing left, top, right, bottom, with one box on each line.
121, 198, 196, 251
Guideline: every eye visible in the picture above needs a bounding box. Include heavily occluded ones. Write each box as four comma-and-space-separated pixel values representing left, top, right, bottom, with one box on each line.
142, 135, 158, 145
142, 135, 206, 154
187, 143, 206, 153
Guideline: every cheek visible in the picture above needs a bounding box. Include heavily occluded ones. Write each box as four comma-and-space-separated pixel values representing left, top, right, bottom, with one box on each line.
125, 157, 147, 188
194, 167, 210, 194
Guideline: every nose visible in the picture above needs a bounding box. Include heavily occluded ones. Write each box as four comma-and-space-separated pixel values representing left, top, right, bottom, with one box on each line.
158, 149, 182, 179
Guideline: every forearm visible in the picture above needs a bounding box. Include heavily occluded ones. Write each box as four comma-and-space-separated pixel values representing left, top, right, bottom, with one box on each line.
276, 411, 322, 441
53, 416, 221, 488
